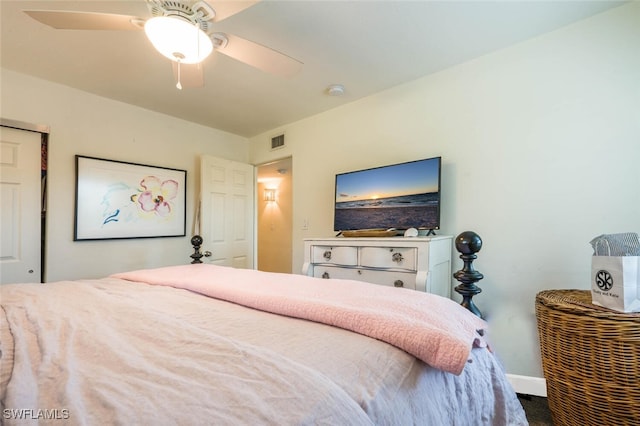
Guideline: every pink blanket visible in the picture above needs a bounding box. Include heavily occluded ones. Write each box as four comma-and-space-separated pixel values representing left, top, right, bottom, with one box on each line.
112, 264, 488, 375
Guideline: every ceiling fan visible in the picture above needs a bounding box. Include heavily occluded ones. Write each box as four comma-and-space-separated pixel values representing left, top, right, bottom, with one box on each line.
23, 0, 303, 89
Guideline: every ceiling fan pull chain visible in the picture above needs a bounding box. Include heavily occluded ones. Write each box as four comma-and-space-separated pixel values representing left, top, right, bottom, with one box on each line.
172, 52, 186, 90
176, 57, 183, 90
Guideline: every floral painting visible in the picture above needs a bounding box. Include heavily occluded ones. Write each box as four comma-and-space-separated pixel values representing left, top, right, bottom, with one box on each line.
75, 156, 186, 240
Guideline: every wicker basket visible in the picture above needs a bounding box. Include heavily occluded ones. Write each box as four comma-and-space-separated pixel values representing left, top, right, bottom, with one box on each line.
535, 290, 640, 426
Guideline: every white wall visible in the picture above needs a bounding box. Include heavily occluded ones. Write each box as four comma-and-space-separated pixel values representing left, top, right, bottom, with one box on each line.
1, 69, 249, 281
250, 3, 640, 378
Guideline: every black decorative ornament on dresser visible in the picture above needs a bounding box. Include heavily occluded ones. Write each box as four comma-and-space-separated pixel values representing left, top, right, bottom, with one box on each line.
453, 231, 484, 318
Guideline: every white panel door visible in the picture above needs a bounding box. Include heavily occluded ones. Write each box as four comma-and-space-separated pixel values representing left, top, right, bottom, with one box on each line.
0, 126, 42, 284
200, 155, 254, 269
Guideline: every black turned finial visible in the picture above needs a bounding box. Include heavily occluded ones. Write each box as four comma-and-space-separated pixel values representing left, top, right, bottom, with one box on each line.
190, 235, 204, 264
453, 231, 484, 318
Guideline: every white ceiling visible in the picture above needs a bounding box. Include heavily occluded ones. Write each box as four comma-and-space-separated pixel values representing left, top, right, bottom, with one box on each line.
1, 0, 623, 138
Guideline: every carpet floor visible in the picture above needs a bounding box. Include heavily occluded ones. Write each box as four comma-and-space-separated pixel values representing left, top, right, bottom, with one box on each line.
518, 394, 554, 425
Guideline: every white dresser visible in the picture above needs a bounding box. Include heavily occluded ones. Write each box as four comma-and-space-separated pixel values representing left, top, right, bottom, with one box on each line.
302, 236, 453, 298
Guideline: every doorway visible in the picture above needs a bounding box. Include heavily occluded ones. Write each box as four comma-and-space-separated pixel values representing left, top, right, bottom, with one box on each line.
256, 157, 292, 273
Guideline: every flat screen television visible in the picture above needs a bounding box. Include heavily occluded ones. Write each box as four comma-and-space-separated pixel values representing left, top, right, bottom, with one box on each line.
333, 156, 441, 233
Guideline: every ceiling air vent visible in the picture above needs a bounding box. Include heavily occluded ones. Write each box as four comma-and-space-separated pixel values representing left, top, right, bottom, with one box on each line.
271, 134, 285, 150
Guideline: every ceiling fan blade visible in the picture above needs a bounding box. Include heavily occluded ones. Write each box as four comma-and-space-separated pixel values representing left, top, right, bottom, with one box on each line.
216, 33, 302, 78
209, 1, 260, 22
172, 62, 205, 89
24, 10, 143, 30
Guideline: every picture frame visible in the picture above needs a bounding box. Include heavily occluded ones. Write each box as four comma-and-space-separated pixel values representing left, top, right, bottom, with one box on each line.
74, 155, 187, 241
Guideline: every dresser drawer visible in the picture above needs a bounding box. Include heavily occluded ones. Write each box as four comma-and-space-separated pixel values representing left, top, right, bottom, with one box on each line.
313, 266, 417, 290
360, 246, 417, 271
311, 265, 361, 280
310, 245, 358, 266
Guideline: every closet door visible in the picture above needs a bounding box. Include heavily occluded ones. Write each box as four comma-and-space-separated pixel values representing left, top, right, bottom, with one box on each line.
0, 126, 42, 284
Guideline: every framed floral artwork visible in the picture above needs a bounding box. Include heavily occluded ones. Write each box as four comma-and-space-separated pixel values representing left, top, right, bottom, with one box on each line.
74, 155, 187, 240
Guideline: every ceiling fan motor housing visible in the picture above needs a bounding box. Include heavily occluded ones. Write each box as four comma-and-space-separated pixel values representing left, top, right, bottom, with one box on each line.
146, 0, 215, 32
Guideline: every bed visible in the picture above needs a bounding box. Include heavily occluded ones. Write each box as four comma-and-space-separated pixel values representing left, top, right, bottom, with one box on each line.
1, 264, 527, 425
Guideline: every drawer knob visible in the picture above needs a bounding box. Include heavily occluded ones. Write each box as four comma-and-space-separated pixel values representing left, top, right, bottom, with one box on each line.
323, 250, 332, 260
392, 252, 404, 263
322, 272, 330, 279
394, 280, 404, 288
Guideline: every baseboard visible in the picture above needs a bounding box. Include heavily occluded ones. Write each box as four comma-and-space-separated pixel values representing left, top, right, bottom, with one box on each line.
507, 374, 547, 397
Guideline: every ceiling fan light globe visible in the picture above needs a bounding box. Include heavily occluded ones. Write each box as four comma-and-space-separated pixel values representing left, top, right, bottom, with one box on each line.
144, 16, 213, 64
